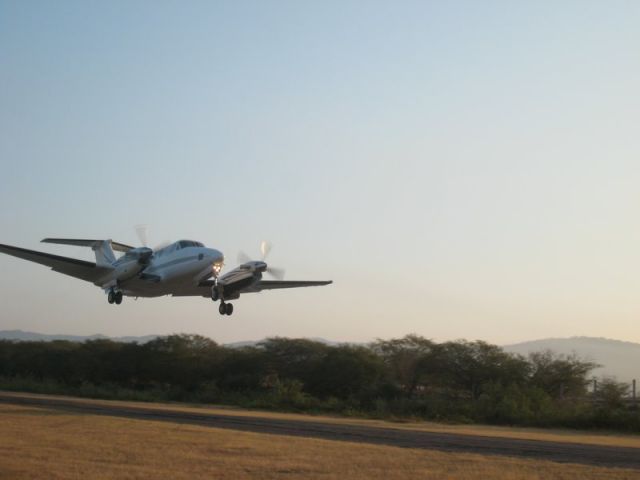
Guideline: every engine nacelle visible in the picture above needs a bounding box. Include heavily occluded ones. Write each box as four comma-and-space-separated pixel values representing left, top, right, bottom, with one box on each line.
126, 247, 153, 265
99, 258, 147, 287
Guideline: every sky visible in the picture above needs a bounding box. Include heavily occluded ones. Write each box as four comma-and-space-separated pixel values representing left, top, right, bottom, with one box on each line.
0, 1, 639, 345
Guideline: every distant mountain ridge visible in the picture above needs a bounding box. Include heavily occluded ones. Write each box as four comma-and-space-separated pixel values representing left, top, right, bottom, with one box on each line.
503, 336, 640, 383
0, 330, 336, 347
0, 330, 158, 344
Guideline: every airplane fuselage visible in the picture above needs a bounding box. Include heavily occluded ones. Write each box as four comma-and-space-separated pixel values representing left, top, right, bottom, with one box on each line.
113, 242, 224, 297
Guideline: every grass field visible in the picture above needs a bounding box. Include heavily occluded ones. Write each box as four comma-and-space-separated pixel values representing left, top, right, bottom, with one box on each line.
4, 391, 640, 449
0, 403, 639, 480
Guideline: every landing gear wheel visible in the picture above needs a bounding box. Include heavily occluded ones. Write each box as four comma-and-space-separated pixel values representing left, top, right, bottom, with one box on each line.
219, 302, 227, 315
107, 291, 115, 304
115, 292, 123, 305
225, 303, 233, 315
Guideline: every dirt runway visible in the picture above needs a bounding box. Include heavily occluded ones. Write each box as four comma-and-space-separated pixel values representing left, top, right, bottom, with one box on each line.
1, 391, 639, 470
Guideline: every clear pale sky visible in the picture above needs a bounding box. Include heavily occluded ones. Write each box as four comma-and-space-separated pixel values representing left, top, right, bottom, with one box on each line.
1, 1, 639, 344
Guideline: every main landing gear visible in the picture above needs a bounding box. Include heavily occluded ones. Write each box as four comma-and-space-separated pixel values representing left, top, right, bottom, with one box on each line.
218, 302, 233, 316
107, 289, 123, 305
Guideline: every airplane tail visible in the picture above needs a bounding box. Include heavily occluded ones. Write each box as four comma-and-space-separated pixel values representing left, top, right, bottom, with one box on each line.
41, 238, 134, 267
92, 240, 117, 267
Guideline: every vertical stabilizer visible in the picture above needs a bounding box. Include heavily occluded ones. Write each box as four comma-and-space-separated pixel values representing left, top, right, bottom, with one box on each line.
92, 240, 117, 267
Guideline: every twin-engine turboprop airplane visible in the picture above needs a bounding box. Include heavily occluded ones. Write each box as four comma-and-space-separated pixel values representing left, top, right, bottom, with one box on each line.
0, 238, 332, 316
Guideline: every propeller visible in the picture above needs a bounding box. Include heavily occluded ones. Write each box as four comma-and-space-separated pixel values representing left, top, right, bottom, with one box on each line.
134, 224, 170, 251
260, 240, 271, 259
237, 241, 286, 280
153, 240, 172, 250
132, 225, 163, 266
135, 224, 148, 247
265, 265, 286, 281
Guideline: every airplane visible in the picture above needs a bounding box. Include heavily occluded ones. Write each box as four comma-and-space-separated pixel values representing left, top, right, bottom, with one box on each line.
0, 238, 332, 316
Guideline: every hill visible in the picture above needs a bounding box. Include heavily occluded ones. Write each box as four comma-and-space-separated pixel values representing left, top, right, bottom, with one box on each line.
0, 330, 157, 344
503, 337, 640, 383
0, 331, 339, 348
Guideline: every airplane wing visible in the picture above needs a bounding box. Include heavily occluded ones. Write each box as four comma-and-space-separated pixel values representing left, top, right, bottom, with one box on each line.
246, 280, 333, 292
0, 243, 111, 284
170, 279, 332, 297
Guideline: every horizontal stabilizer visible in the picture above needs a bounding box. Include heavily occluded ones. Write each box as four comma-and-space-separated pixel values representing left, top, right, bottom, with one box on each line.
42, 238, 134, 253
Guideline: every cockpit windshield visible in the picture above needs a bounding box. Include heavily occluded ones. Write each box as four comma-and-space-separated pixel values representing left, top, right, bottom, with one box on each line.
177, 240, 204, 249
154, 240, 204, 256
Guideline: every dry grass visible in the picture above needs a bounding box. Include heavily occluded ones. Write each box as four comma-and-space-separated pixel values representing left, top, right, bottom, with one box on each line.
0, 404, 638, 480
3, 391, 640, 449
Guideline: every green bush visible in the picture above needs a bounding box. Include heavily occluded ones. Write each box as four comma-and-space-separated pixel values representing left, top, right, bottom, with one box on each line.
0, 335, 637, 432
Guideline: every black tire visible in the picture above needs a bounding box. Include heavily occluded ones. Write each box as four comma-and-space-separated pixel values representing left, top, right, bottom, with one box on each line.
219, 303, 226, 315
225, 303, 234, 315
108, 291, 115, 304
115, 292, 123, 305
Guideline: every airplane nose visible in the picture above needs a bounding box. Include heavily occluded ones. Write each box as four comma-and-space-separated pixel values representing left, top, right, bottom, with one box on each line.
208, 249, 224, 276
208, 249, 224, 264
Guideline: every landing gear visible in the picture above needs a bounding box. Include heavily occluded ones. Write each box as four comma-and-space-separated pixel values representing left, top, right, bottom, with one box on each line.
107, 289, 123, 305
214, 285, 233, 315
218, 301, 233, 316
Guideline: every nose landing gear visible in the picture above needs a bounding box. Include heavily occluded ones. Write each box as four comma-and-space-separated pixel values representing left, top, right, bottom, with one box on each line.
107, 289, 123, 305
218, 301, 233, 316
212, 285, 233, 315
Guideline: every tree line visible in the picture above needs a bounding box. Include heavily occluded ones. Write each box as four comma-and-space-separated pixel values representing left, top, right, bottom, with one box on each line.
0, 334, 637, 431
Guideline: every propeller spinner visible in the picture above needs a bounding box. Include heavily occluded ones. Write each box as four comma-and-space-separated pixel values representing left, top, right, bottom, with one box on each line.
131, 225, 156, 265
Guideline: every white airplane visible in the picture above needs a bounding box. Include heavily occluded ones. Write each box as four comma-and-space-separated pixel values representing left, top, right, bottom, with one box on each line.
0, 238, 332, 315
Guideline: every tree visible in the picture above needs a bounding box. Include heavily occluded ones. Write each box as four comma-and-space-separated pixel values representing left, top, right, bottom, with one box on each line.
431, 340, 529, 400
258, 337, 328, 388
371, 335, 436, 396
528, 350, 598, 399
218, 347, 268, 391
308, 345, 385, 399
141, 334, 221, 390
595, 377, 629, 409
